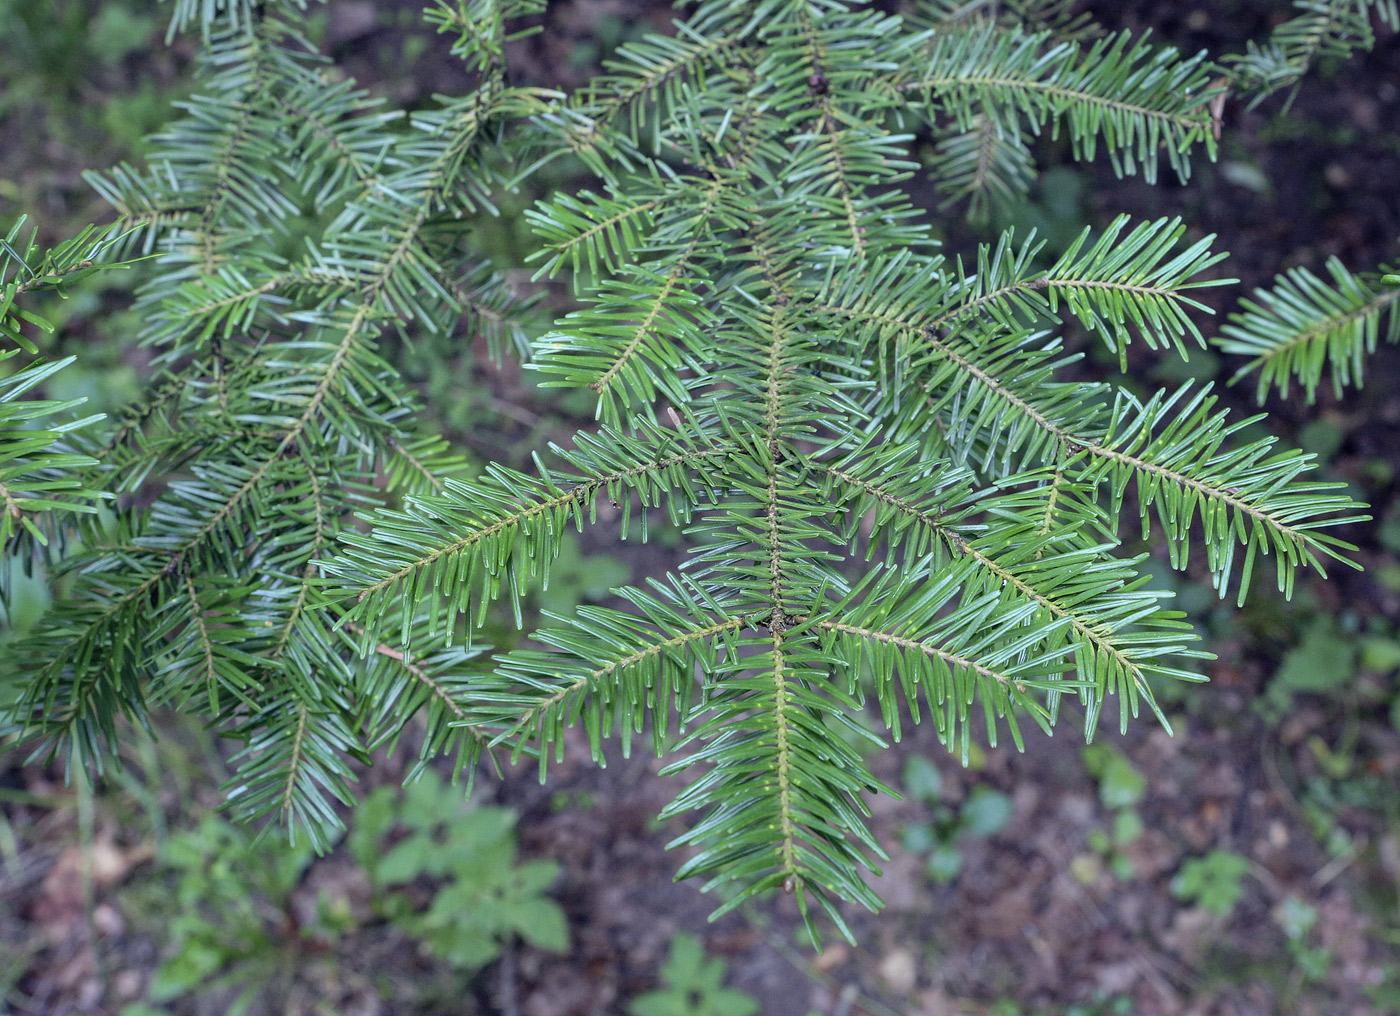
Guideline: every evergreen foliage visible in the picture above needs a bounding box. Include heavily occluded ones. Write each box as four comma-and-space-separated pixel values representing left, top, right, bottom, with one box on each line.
1216, 255, 1400, 404
0, 0, 1380, 941
1206, 0, 1400, 407
1223, 0, 1398, 105
0, 219, 129, 550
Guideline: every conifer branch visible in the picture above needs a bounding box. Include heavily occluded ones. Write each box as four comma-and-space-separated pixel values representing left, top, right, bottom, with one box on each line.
4, 0, 1374, 933
816, 620, 1026, 692
817, 461, 1175, 727
1216, 258, 1400, 401
582, 26, 743, 138
492, 613, 749, 752
767, 632, 800, 885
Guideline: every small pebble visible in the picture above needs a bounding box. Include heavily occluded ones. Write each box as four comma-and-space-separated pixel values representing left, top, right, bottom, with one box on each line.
92, 903, 125, 938
878, 946, 917, 994
112, 968, 145, 1001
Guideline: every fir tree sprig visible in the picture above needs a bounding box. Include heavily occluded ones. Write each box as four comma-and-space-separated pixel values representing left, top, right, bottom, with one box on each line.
0, 0, 1373, 940
1222, 0, 1398, 106
0, 219, 137, 555
329, 0, 1362, 937
1216, 257, 1400, 402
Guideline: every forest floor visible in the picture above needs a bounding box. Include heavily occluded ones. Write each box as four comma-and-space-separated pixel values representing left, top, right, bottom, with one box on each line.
2, 2, 1400, 1015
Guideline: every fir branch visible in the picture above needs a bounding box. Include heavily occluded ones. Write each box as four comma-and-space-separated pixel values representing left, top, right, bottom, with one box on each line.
818, 461, 1192, 731
336, 444, 725, 647
766, 632, 800, 886
816, 619, 1028, 693
5, 0, 1377, 933
1216, 258, 1400, 402
897, 23, 1220, 181
490, 611, 751, 754
582, 24, 744, 139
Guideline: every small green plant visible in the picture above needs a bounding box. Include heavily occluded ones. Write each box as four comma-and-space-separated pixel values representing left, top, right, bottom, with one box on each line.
1075, 743, 1146, 882
1358, 626, 1400, 734
1070, 995, 1135, 1016
1265, 617, 1359, 716
1170, 849, 1251, 919
1082, 743, 1147, 811
1273, 896, 1332, 983
1367, 963, 1400, 1015
1078, 810, 1145, 885
0, 0, 157, 100
141, 815, 320, 1012
348, 770, 569, 971
987, 994, 1133, 1016
898, 755, 1012, 884
629, 933, 759, 1016
531, 533, 630, 614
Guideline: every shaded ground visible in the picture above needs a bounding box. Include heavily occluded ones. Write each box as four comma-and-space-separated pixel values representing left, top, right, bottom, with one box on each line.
2, 2, 1400, 1015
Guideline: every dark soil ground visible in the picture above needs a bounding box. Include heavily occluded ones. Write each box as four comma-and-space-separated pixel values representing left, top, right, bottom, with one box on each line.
3, 2, 1400, 1015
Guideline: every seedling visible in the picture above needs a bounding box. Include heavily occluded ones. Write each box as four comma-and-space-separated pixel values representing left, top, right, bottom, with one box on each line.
1076, 744, 1147, 882
629, 933, 759, 1016
1171, 850, 1251, 918
348, 771, 569, 971
899, 755, 1012, 885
